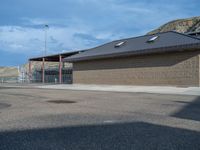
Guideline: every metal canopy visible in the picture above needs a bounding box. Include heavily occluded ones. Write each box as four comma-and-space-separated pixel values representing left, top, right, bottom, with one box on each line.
29, 51, 82, 62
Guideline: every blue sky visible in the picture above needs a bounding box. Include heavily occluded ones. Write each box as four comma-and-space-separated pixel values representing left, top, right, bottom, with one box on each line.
0, 0, 200, 66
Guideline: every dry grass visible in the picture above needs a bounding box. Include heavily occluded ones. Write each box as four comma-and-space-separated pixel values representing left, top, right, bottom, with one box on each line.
0, 67, 18, 77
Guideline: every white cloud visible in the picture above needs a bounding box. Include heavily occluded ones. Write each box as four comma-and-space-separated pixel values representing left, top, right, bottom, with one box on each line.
21, 18, 51, 26
0, 24, 121, 58
0, 0, 198, 60
0, 26, 44, 54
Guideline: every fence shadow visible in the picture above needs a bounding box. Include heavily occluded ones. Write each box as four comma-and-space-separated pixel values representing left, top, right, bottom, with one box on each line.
0, 122, 199, 150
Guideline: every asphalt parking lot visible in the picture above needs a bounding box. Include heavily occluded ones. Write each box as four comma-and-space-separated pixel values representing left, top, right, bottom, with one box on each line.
0, 85, 200, 150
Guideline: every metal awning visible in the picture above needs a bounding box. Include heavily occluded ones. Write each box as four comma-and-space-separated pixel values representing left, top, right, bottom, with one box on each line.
29, 50, 82, 62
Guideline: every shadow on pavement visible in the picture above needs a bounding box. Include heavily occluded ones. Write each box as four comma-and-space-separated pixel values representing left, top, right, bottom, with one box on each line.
172, 96, 200, 121
0, 122, 199, 150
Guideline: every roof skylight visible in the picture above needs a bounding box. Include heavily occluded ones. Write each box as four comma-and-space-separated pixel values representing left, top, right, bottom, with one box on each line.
147, 36, 159, 43
115, 41, 126, 48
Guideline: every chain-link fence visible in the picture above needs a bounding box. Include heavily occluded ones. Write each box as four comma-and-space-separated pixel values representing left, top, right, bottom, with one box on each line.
31, 67, 73, 84
0, 76, 20, 83
0, 66, 73, 84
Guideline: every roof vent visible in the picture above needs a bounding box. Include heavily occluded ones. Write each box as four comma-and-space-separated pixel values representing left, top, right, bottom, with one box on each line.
147, 36, 159, 43
115, 41, 126, 48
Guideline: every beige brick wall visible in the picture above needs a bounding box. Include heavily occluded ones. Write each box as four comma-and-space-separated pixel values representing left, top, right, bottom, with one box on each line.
73, 51, 200, 87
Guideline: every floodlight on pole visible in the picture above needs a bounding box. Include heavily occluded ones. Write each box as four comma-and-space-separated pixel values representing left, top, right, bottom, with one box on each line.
44, 24, 49, 56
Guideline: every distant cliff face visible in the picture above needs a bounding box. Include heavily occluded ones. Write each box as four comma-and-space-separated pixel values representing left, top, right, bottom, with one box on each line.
147, 16, 200, 35
0, 67, 18, 77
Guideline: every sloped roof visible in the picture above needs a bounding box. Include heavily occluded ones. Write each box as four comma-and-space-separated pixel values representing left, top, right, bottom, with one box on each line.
29, 50, 82, 62
64, 31, 200, 62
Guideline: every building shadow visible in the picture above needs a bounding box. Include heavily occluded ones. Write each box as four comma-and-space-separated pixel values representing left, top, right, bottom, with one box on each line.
172, 96, 200, 121
0, 122, 199, 150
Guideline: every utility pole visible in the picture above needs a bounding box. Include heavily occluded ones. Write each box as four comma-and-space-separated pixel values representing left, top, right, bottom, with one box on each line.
43, 25, 49, 84
44, 24, 49, 56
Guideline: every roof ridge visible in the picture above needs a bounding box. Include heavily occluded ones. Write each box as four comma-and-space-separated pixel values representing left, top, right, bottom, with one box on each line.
113, 31, 186, 42
115, 31, 200, 43
66, 31, 200, 58
85, 31, 176, 51
170, 31, 200, 41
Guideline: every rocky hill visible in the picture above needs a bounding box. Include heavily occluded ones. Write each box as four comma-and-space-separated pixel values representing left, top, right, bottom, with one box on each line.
147, 16, 200, 35
0, 67, 18, 77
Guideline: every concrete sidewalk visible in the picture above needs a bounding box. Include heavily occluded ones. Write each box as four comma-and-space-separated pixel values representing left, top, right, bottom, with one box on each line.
36, 84, 200, 96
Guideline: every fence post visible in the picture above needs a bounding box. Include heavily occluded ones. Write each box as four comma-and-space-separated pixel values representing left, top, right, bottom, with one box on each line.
59, 55, 62, 84
42, 58, 45, 83
29, 61, 32, 83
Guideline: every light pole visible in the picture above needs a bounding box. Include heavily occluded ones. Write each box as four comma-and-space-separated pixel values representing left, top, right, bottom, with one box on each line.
44, 24, 49, 56
42, 24, 49, 83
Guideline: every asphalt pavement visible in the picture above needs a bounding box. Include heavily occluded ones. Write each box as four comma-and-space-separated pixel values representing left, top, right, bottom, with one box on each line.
0, 84, 200, 150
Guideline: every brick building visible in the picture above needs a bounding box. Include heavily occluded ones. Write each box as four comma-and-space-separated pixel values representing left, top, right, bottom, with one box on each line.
64, 31, 200, 87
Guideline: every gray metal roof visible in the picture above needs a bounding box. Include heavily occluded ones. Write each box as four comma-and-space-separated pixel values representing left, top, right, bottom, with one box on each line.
64, 31, 200, 62
187, 31, 200, 39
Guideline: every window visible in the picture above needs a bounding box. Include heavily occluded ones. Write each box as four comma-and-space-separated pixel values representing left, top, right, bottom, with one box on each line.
147, 36, 159, 43
115, 41, 126, 48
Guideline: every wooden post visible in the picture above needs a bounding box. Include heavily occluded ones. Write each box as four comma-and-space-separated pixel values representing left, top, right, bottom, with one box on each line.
29, 61, 32, 83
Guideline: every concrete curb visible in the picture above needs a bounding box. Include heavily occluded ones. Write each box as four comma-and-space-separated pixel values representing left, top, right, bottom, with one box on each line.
36, 84, 200, 96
